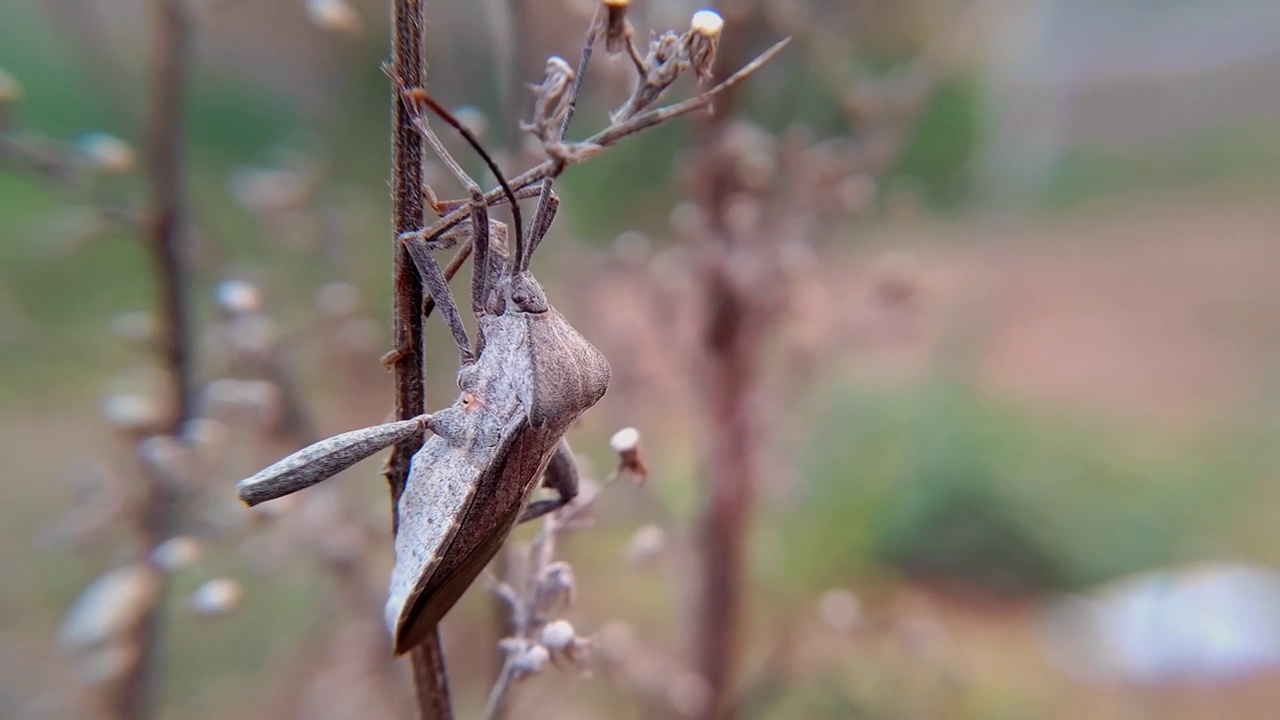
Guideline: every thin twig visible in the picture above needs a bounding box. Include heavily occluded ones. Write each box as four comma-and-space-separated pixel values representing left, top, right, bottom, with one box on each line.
414, 38, 790, 248
387, 0, 452, 716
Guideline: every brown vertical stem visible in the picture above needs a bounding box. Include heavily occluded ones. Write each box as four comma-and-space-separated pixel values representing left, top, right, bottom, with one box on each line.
112, 0, 195, 717
690, 20, 764, 720
387, 0, 453, 717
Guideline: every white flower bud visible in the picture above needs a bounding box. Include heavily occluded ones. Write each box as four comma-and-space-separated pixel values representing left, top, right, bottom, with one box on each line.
610, 427, 649, 481
59, 564, 160, 649
215, 279, 263, 314
101, 393, 160, 434
685, 11, 724, 82
540, 619, 576, 651
626, 524, 666, 567
306, 0, 362, 33
78, 132, 136, 173
151, 536, 202, 572
188, 578, 243, 618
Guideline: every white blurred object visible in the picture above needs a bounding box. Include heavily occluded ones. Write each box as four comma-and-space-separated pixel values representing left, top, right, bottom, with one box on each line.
1037, 562, 1280, 686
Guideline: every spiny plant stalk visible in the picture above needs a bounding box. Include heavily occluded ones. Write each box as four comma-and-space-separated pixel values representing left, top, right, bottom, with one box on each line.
386, 0, 452, 716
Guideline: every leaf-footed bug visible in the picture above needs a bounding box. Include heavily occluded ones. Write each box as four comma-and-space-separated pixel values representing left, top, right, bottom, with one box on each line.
384, 90, 609, 654
236, 90, 610, 656
235, 9, 791, 656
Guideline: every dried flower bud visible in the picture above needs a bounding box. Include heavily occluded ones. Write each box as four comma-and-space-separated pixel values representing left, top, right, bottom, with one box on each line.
189, 577, 243, 617
215, 279, 263, 315
602, 0, 631, 55
610, 426, 649, 482
0, 68, 22, 103
78, 132, 136, 173
527, 57, 575, 142
500, 637, 550, 679
59, 564, 160, 649
306, 0, 362, 33
151, 536, 202, 571
685, 10, 723, 82
626, 524, 666, 567
532, 561, 576, 616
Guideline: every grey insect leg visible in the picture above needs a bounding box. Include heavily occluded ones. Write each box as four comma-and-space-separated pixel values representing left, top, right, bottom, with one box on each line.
402, 235, 474, 366
519, 185, 561, 272
518, 438, 579, 523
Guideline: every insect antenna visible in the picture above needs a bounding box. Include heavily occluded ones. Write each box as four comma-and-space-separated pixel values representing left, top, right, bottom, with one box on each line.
406, 92, 524, 272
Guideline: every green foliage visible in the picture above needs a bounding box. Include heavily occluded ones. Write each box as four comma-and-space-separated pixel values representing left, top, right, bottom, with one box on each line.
888, 74, 984, 209
768, 376, 1252, 597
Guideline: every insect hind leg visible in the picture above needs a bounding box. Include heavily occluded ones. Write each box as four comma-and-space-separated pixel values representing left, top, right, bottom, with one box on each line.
518, 438, 578, 523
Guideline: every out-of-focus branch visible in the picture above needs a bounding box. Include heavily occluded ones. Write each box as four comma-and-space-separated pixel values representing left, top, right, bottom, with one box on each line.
688, 13, 771, 720
386, 0, 453, 717
111, 0, 196, 718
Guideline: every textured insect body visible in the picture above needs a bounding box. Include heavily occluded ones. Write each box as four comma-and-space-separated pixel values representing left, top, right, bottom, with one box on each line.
387, 268, 609, 653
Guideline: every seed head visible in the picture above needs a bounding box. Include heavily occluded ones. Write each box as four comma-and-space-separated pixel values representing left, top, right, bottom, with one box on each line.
532, 561, 576, 616
685, 10, 723, 82
610, 426, 649, 482
602, 0, 631, 55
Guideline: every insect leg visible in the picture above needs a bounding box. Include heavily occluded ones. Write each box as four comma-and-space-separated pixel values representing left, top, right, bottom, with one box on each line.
518, 438, 579, 523
519, 184, 560, 273
401, 233, 474, 366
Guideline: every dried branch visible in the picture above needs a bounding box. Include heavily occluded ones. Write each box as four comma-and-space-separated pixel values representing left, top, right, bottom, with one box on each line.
385, 0, 452, 716
110, 0, 195, 717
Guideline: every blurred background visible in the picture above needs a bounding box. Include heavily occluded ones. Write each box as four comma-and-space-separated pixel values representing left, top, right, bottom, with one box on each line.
4, 0, 1280, 717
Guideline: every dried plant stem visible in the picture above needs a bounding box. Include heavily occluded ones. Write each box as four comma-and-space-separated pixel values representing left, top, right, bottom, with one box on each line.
111, 0, 195, 718
691, 31, 768, 720
386, 0, 452, 717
